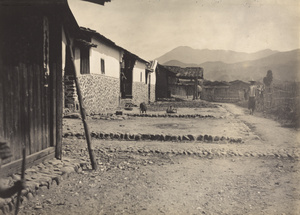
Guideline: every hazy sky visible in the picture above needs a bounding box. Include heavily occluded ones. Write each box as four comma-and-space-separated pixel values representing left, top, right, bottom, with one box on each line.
68, 0, 300, 60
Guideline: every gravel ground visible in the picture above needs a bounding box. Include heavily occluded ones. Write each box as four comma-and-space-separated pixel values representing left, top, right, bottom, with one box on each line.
13, 102, 300, 215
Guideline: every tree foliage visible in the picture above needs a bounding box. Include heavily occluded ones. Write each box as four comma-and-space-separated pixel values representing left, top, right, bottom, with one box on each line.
263, 70, 273, 87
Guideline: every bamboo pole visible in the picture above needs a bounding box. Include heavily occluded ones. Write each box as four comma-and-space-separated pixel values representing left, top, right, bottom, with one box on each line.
65, 32, 97, 170
14, 147, 26, 215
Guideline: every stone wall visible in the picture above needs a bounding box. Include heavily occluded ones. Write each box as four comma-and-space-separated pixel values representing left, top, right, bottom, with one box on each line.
78, 74, 120, 114
202, 88, 242, 103
65, 75, 155, 113
64, 75, 79, 112
132, 82, 148, 105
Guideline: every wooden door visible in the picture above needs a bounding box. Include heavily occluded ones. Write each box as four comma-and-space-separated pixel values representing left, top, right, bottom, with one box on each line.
0, 63, 51, 163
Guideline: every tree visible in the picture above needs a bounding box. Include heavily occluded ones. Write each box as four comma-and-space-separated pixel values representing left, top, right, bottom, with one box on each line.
263, 70, 273, 87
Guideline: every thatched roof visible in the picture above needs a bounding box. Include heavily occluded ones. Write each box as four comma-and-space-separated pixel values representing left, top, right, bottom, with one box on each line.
161, 65, 204, 79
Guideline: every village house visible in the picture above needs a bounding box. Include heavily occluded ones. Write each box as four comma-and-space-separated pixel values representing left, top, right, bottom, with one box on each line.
229, 80, 250, 92
155, 65, 203, 100
0, 0, 84, 176
201, 81, 230, 102
201, 80, 249, 102
64, 27, 156, 114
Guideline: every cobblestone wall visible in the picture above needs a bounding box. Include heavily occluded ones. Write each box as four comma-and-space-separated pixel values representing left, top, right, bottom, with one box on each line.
64, 75, 79, 112
78, 74, 120, 114
132, 82, 148, 105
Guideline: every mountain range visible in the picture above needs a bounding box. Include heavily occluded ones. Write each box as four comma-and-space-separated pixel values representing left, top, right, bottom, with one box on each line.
156, 46, 300, 82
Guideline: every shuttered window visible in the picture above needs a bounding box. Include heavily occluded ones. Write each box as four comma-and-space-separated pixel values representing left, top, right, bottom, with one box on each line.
101, 58, 105, 74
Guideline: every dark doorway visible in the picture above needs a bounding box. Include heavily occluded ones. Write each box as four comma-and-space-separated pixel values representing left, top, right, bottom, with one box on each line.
148, 73, 151, 103
120, 54, 135, 99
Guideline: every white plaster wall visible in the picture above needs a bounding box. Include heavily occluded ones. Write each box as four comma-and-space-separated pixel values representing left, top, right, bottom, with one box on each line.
61, 26, 67, 72
74, 47, 81, 75
62, 26, 67, 109
133, 60, 147, 83
90, 38, 121, 79
151, 71, 156, 85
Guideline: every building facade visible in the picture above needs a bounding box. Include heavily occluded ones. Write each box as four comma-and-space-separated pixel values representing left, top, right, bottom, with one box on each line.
155, 65, 203, 100
64, 27, 156, 115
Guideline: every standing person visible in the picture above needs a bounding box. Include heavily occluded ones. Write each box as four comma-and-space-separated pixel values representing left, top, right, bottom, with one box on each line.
120, 71, 127, 98
197, 84, 202, 99
243, 89, 248, 101
248, 80, 257, 115
0, 140, 26, 198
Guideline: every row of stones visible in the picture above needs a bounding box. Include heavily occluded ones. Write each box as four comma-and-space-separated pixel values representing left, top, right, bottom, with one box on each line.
0, 158, 81, 214
94, 112, 216, 119
111, 148, 299, 160
124, 113, 216, 118
70, 145, 300, 162
64, 132, 243, 143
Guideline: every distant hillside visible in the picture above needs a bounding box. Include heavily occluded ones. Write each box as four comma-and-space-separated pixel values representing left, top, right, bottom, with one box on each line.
160, 49, 300, 82
237, 49, 300, 82
156, 46, 278, 64
163, 60, 199, 68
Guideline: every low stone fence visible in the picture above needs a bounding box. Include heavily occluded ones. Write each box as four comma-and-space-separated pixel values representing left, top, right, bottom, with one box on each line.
90, 113, 217, 120
124, 113, 216, 118
63, 132, 243, 144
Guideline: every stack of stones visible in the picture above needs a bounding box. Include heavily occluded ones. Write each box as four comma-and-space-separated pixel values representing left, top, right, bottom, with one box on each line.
64, 75, 78, 112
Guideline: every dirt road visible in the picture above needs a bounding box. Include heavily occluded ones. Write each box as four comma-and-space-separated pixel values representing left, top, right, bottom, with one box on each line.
18, 103, 300, 215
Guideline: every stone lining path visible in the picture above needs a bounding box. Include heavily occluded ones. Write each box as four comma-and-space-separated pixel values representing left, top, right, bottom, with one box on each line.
0, 158, 82, 213
64, 132, 243, 143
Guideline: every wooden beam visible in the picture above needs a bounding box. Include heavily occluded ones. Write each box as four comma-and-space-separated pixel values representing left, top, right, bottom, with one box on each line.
65, 31, 97, 170
49, 17, 63, 159
0, 147, 55, 178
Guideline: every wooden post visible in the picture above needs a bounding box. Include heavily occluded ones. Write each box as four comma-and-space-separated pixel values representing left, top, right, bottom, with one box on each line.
56, 62, 63, 160
65, 31, 97, 170
14, 147, 26, 215
193, 78, 197, 100
70, 47, 97, 170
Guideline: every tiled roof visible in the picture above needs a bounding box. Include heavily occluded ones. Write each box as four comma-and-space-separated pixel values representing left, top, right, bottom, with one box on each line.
82, 0, 110, 5
161, 65, 204, 79
0, 0, 67, 5
79, 27, 149, 64
147, 60, 158, 72
204, 80, 230, 87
